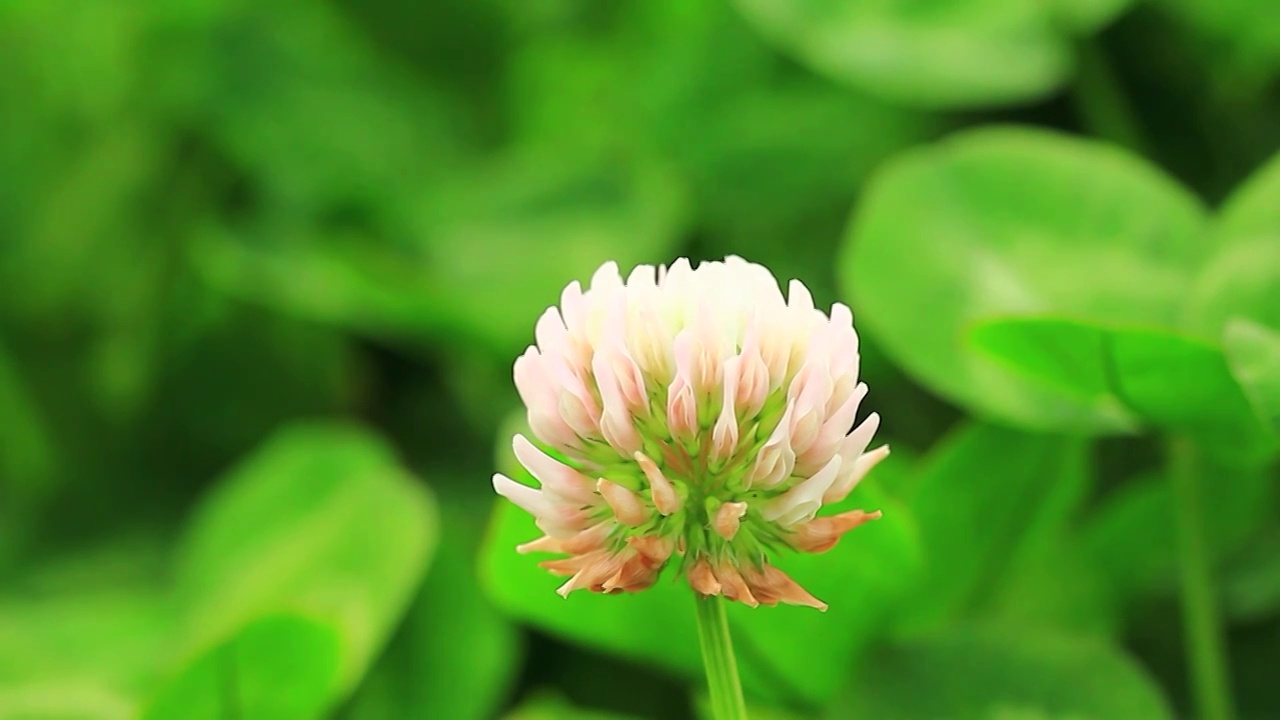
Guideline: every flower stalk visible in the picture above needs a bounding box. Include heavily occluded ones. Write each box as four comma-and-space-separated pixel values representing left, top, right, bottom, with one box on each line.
695, 595, 748, 720
1169, 436, 1236, 720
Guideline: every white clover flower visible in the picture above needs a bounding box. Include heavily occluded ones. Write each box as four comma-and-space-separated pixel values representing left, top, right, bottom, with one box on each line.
493, 256, 887, 610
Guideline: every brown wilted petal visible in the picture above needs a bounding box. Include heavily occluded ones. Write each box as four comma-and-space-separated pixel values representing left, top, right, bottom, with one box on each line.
787, 509, 881, 553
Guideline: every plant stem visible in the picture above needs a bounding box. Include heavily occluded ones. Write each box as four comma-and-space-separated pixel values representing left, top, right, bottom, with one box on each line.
1072, 39, 1149, 155
1168, 436, 1236, 720
695, 595, 748, 720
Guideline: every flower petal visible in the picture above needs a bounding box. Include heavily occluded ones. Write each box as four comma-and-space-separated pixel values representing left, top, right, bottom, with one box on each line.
760, 455, 843, 526
634, 451, 682, 515
597, 478, 648, 527
787, 509, 881, 553
512, 434, 596, 505
713, 501, 749, 541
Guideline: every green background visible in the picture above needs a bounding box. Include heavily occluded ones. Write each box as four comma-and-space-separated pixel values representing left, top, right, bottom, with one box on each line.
2, 0, 1279, 718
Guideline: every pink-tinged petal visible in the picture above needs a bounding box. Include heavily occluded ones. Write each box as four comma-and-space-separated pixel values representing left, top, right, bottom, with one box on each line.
546, 550, 619, 597
714, 563, 760, 608
713, 501, 748, 541
689, 303, 730, 395
827, 304, 860, 362
757, 320, 791, 390
601, 542, 668, 593
493, 473, 588, 538
634, 451, 682, 515
627, 302, 672, 384
514, 350, 577, 448
819, 412, 881, 497
561, 522, 614, 554
787, 359, 834, 455
612, 347, 649, 414
597, 479, 648, 527
746, 402, 797, 490
666, 330, 699, 444
744, 564, 828, 611
626, 534, 675, 564
512, 435, 596, 505
689, 558, 722, 597
545, 356, 601, 439
711, 358, 741, 462
760, 455, 842, 526
593, 349, 641, 455
492, 473, 560, 520
797, 383, 867, 473
829, 302, 854, 330
516, 522, 611, 556
787, 509, 881, 553
601, 558, 660, 593
823, 430, 889, 505
734, 324, 772, 418
515, 535, 562, 554
533, 307, 570, 355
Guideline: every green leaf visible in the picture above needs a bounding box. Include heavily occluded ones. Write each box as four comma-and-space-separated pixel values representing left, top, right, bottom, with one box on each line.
344, 489, 521, 720
1185, 235, 1280, 338
898, 423, 1091, 632
194, 0, 465, 210
730, 0, 1072, 109
981, 532, 1119, 638
504, 692, 641, 720
1221, 525, 1280, 622
1223, 318, 1280, 434
1108, 329, 1274, 461
1154, 0, 1280, 79
0, 682, 135, 720
404, 147, 689, 352
0, 535, 173, 719
966, 316, 1122, 403
196, 146, 688, 355
1186, 151, 1280, 336
141, 614, 344, 720
842, 127, 1208, 431
1046, 0, 1134, 33
1217, 150, 1280, 238
164, 423, 438, 714
970, 317, 1276, 462
831, 625, 1174, 720
1082, 463, 1276, 606
0, 339, 57, 499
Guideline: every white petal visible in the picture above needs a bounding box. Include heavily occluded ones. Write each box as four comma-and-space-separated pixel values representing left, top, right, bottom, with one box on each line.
512, 435, 596, 505
760, 455, 843, 527
493, 473, 585, 538
712, 357, 740, 462
746, 402, 797, 490
824, 444, 890, 505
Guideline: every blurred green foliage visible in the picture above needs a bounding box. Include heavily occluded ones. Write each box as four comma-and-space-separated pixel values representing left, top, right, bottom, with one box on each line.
1, 0, 1279, 718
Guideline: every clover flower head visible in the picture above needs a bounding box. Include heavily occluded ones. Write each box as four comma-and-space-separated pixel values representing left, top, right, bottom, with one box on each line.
492, 256, 887, 610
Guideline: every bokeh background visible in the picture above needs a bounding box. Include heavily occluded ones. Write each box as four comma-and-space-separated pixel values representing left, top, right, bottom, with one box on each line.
3, 0, 1280, 718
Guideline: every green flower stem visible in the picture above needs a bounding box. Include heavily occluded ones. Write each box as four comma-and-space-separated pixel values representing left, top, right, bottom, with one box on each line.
1168, 436, 1236, 720
695, 595, 748, 720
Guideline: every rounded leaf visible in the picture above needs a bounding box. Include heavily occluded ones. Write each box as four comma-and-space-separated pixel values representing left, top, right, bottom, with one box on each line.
731, 0, 1072, 109
834, 625, 1175, 719
842, 127, 1209, 430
